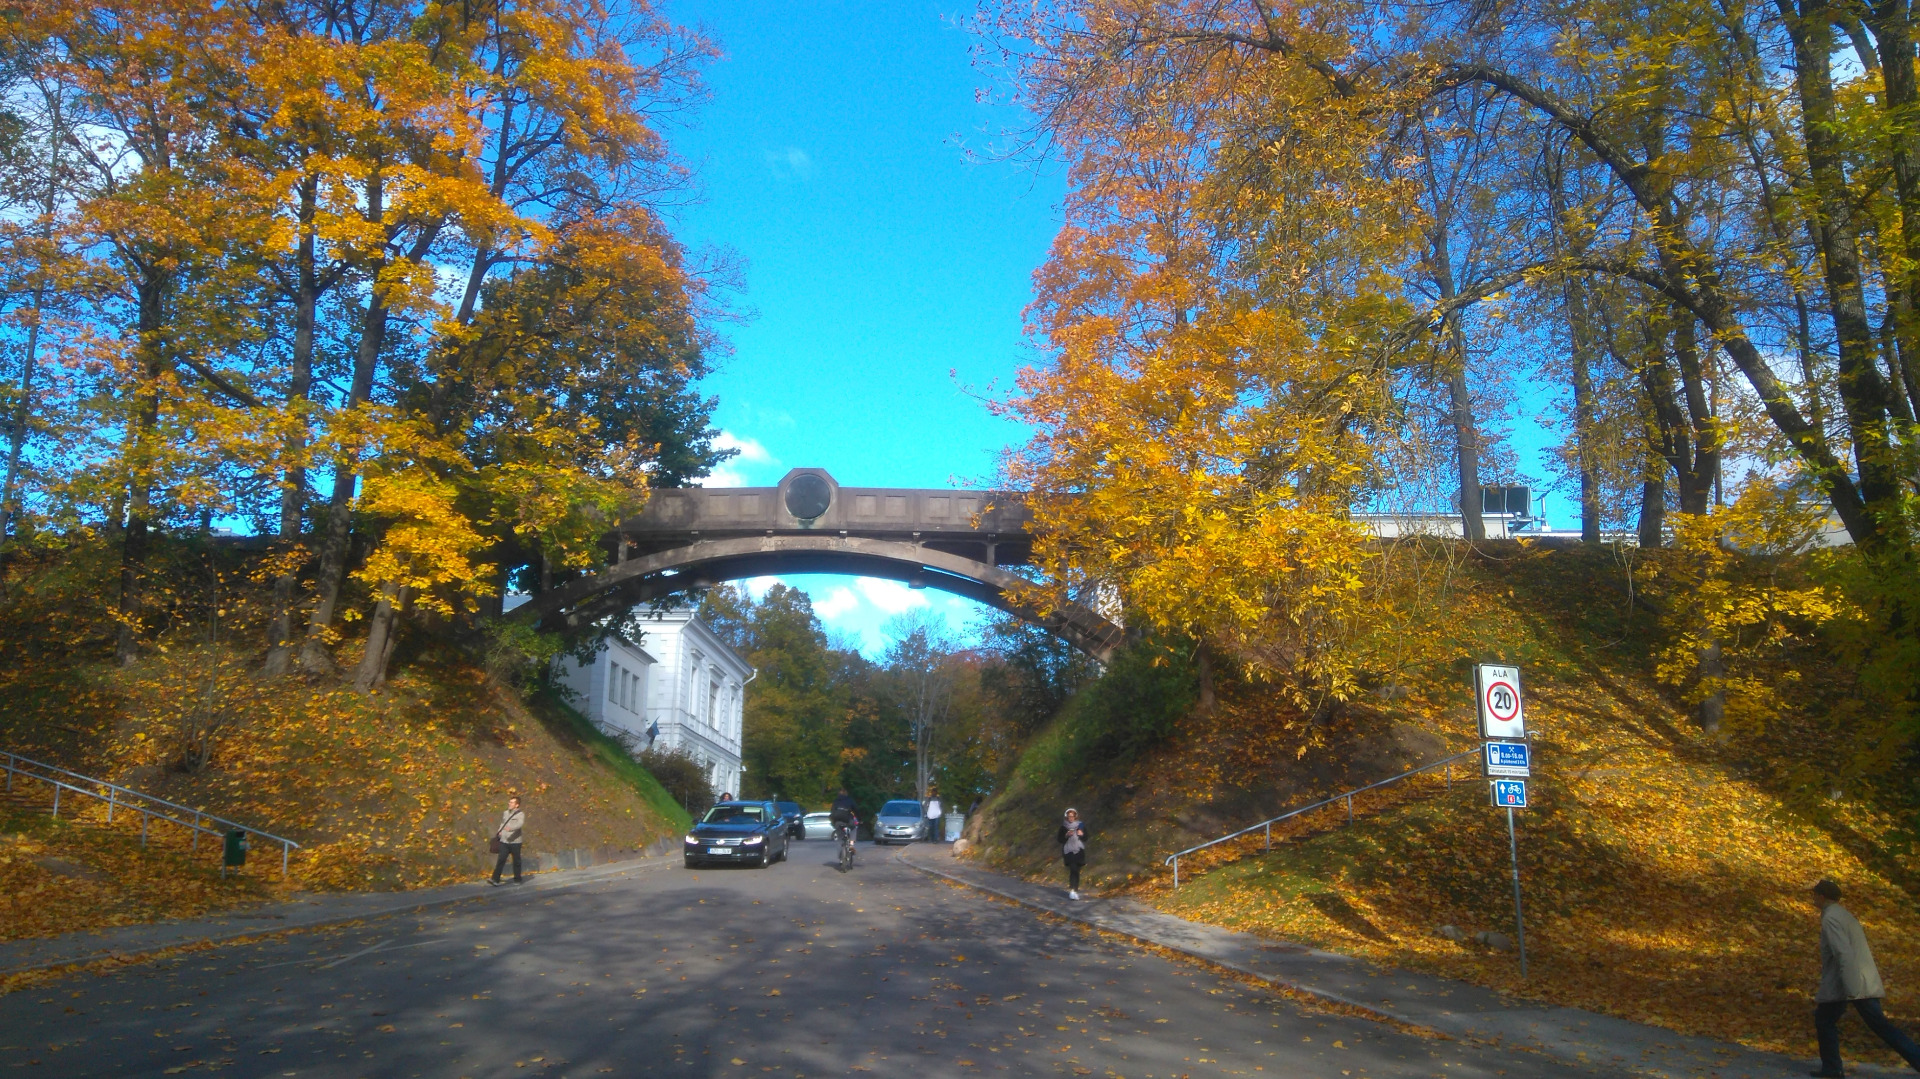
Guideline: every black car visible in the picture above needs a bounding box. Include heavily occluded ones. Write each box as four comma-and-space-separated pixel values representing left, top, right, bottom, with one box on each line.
683, 801, 791, 868
774, 801, 804, 838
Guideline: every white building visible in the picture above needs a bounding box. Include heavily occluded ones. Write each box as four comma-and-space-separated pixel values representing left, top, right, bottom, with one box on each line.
550, 609, 753, 796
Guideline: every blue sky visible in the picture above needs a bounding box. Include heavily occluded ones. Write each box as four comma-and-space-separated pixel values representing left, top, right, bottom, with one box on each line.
656, 2, 1564, 654
661, 1, 1064, 654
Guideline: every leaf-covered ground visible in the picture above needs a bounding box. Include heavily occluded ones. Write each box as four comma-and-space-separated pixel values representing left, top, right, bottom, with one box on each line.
0, 807, 269, 944
1147, 748, 1920, 1062
0, 647, 690, 942
972, 542, 1920, 1063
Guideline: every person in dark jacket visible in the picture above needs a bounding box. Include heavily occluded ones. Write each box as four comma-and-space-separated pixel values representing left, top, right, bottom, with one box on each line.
491, 796, 525, 885
1810, 878, 1920, 1076
1057, 808, 1087, 900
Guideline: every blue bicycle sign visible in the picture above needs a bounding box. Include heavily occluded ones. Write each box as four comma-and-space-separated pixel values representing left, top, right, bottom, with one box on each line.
1491, 779, 1529, 808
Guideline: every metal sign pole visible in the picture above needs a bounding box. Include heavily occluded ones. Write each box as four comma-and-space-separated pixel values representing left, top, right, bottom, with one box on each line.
1506, 805, 1527, 978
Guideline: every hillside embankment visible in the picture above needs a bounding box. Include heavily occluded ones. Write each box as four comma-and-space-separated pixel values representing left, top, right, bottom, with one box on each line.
0, 546, 690, 943
967, 541, 1920, 1062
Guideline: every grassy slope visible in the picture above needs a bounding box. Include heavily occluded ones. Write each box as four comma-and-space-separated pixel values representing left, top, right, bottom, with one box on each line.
971, 542, 1920, 1062
0, 652, 689, 940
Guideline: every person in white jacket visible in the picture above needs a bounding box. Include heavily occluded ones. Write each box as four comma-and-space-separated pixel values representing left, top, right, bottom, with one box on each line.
923, 791, 943, 843
1811, 879, 1920, 1077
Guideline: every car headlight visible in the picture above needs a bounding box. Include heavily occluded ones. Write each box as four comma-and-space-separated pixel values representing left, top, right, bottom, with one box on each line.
684, 834, 699, 845
743, 835, 764, 844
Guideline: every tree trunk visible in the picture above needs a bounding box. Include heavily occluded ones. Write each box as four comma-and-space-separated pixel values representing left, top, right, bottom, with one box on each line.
1428, 228, 1485, 542
296, 295, 387, 673
1864, 1, 1920, 404
1564, 280, 1603, 543
117, 268, 169, 666
1670, 317, 1719, 516
352, 581, 403, 692
1782, 0, 1902, 519
297, 169, 392, 675
1195, 646, 1216, 714
1637, 464, 1667, 548
264, 176, 319, 676
1694, 638, 1726, 734
0, 90, 62, 562
0, 283, 45, 554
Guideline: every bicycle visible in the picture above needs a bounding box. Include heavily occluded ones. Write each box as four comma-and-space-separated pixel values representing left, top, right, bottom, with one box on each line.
835, 818, 857, 873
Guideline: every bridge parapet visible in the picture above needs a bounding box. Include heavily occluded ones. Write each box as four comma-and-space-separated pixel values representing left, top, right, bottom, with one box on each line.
619, 469, 1033, 568
515, 469, 1122, 661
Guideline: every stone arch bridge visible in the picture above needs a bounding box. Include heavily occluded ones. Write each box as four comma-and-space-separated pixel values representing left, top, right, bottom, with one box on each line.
509, 468, 1125, 661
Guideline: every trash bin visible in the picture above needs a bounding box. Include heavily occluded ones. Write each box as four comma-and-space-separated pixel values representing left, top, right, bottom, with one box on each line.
224, 829, 249, 868
944, 814, 964, 842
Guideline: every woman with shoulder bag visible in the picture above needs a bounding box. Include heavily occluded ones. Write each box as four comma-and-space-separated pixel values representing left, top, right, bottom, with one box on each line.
1058, 808, 1088, 900
490, 796, 525, 885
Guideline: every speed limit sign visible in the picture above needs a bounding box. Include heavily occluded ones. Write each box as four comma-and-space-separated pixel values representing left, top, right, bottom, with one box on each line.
1476, 664, 1526, 740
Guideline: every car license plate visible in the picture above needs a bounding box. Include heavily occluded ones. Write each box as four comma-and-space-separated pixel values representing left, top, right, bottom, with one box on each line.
706, 847, 731, 855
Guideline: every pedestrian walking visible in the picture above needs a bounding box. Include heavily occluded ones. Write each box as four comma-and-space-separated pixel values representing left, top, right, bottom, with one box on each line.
1058, 808, 1088, 900
490, 796, 526, 885
924, 790, 943, 842
1810, 878, 1920, 1076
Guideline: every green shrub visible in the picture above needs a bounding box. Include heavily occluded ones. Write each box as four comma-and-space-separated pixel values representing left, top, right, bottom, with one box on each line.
1019, 637, 1196, 783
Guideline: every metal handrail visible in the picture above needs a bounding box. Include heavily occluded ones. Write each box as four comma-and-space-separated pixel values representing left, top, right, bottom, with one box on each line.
1164, 748, 1480, 887
2, 750, 302, 879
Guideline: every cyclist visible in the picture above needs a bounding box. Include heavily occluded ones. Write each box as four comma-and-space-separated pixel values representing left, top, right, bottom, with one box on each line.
829, 788, 859, 860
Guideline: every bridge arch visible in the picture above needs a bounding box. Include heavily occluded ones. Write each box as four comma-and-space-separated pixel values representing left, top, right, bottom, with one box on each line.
508, 471, 1125, 661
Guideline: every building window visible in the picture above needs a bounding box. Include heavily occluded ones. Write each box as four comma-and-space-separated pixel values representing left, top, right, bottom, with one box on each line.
609, 662, 621, 703
709, 679, 721, 729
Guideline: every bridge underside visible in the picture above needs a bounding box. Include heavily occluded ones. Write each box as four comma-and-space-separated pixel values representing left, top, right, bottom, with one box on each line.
511, 534, 1124, 663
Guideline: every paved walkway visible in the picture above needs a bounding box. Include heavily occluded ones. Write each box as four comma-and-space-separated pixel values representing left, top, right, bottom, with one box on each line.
0, 851, 677, 978
897, 842, 1895, 1079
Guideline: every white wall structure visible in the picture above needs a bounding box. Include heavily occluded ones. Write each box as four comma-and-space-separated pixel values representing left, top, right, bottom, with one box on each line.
550, 608, 752, 797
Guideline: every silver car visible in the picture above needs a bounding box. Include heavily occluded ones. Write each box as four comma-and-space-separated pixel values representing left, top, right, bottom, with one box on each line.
801, 811, 835, 840
872, 798, 928, 845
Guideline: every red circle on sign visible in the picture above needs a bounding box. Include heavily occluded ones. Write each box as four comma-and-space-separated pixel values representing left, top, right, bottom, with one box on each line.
1485, 680, 1520, 721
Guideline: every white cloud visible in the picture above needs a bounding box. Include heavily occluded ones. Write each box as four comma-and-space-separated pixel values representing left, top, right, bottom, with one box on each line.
715, 431, 774, 465
813, 586, 860, 621
853, 576, 928, 615
699, 430, 780, 488
746, 577, 988, 658
764, 146, 814, 181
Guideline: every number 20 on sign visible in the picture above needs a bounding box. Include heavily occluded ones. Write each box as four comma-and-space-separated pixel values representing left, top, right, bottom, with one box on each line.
1475, 664, 1526, 740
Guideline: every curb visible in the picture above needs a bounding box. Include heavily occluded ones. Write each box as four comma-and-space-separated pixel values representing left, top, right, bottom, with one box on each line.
0, 853, 677, 982
893, 847, 1433, 1035
896, 849, 1912, 1079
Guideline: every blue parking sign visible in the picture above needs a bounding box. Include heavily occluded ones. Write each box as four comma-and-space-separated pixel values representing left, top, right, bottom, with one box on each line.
1492, 779, 1528, 808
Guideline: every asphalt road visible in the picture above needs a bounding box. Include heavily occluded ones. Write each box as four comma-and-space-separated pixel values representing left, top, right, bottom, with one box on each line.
0, 841, 1603, 1078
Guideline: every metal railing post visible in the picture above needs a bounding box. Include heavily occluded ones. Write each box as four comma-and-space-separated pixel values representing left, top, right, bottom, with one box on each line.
1173, 856, 1180, 889
1446, 762, 1452, 790
0, 747, 302, 875
1345, 794, 1353, 824
1264, 822, 1271, 853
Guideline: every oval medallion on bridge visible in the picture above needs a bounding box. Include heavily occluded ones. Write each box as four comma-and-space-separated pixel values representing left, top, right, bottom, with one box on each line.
784, 473, 833, 521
